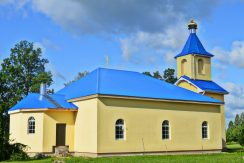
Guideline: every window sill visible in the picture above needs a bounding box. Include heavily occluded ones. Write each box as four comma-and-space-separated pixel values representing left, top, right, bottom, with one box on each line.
162, 139, 171, 141
115, 139, 126, 141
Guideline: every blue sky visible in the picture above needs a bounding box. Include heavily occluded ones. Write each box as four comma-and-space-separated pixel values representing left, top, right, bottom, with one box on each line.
0, 0, 244, 122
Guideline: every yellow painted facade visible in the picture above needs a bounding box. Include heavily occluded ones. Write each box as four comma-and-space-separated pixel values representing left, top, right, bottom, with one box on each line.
10, 112, 44, 153
176, 55, 211, 81
9, 96, 224, 155
97, 97, 222, 153
9, 110, 76, 153
175, 62, 226, 149
177, 80, 199, 92
42, 111, 76, 152
73, 98, 98, 154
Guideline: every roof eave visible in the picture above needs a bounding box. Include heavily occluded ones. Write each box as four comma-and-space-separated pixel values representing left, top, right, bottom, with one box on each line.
67, 94, 222, 105
175, 53, 214, 59
204, 90, 229, 95
8, 108, 78, 114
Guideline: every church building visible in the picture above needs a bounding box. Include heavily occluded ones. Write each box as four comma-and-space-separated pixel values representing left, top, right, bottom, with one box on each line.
8, 20, 228, 157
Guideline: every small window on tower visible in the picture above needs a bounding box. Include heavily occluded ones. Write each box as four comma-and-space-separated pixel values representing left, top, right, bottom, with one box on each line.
181, 59, 187, 75
198, 59, 204, 74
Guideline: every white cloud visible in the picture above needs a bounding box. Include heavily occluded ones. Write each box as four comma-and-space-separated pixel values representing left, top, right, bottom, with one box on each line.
212, 41, 244, 68
1, 0, 220, 65
119, 22, 187, 63
224, 83, 244, 123
30, 0, 219, 35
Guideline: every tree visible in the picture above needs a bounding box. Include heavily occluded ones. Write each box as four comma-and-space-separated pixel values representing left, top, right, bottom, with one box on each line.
239, 124, 244, 146
228, 121, 234, 129
234, 114, 241, 126
65, 71, 89, 86
153, 71, 162, 80
226, 112, 244, 145
142, 71, 152, 77
0, 41, 53, 109
240, 112, 244, 125
163, 68, 177, 84
0, 40, 53, 161
142, 68, 177, 84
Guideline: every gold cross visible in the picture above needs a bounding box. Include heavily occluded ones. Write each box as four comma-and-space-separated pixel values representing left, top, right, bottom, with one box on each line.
106, 55, 109, 67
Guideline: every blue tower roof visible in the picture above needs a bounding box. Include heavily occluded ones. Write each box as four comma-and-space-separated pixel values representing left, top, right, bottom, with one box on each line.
180, 76, 228, 94
175, 33, 214, 58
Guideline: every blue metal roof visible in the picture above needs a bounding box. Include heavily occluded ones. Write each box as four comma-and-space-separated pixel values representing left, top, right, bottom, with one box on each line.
181, 76, 228, 94
175, 33, 214, 58
9, 93, 77, 112
57, 68, 222, 104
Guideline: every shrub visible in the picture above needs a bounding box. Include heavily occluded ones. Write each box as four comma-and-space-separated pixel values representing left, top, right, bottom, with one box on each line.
34, 153, 48, 160
9, 143, 29, 161
10, 152, 29, 161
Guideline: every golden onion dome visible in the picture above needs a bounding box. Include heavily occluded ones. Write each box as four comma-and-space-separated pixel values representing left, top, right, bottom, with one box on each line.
188, 19, 198, 30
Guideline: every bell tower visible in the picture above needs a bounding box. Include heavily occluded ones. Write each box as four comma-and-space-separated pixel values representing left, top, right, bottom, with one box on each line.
175, 20, 229, 150
175, 19, 213, 81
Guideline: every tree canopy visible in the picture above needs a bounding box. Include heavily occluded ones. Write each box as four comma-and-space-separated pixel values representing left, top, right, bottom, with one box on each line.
226, 112, 244, 146
143, 68, 177, 84
0, 40, 53, 161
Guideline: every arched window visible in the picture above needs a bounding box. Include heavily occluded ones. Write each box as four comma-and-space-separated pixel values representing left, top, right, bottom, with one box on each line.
162, 120, 170, 140
115, 119, 124, 140
28, 117, 35, 134
181, 59, 187, 75
198, 59, 204, 74
202, 121, 208, 139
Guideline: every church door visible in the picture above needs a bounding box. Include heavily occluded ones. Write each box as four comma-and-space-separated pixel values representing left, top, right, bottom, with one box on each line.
56, 124, 66, 146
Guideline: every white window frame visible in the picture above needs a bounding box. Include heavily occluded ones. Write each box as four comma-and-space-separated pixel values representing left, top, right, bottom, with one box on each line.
162, 120, 170, 140
115, 119, 125, 140
28, 117, 35, 134
202, 121, 208, 139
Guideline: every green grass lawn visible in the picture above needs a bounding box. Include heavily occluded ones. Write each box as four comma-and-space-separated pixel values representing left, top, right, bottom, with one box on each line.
2, 144, 244, 163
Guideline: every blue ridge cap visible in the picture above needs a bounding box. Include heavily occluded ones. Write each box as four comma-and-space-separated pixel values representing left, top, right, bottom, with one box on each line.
181, 76, 228, 94
57, 68, 222, 104
175, 33, 214, 58
8, 93, 78, 112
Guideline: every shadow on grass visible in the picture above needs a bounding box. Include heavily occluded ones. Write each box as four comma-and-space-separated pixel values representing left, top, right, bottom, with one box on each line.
226, 142, 244, 153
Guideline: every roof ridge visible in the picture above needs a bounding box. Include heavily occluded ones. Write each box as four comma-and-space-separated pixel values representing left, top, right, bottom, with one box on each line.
194, 34, 201, 53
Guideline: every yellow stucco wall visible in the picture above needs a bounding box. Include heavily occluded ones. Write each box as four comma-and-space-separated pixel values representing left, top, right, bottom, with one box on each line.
177, 81, 198, 92
204, 92, 224, 102
176, 55, 211, 80
9, 112, 44, 153
176, 81, 226, 148
176, 55, 193, 79
97, 97, 222, 153
43, 110, 76, 153
194, 56, 211, 81
9, 96, 225, 154
73, 98, 98, 153
204, 92, 226, 147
